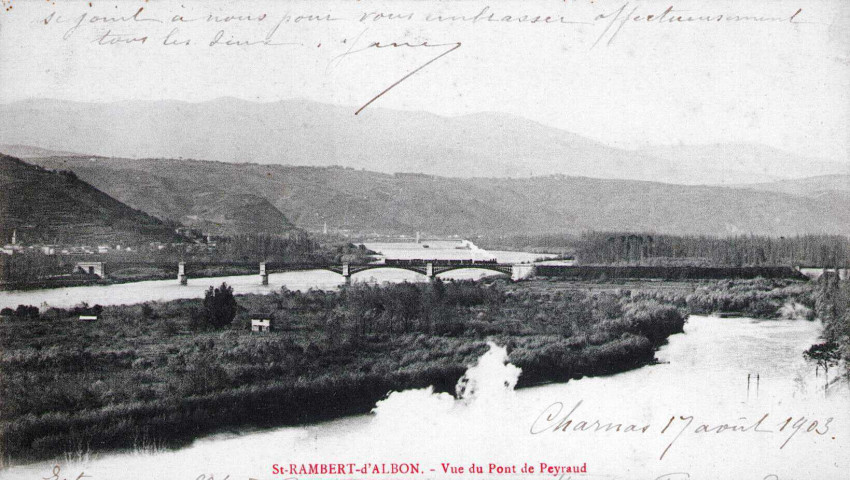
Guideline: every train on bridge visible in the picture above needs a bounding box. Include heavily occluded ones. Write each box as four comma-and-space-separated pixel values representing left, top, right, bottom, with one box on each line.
384, 258, 498, 266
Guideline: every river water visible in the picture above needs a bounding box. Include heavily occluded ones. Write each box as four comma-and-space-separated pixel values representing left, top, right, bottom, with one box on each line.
0, 242, 552, 310
1, 243, 847, 479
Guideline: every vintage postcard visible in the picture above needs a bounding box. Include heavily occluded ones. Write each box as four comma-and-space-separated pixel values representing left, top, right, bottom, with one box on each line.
0, 0, 848, 479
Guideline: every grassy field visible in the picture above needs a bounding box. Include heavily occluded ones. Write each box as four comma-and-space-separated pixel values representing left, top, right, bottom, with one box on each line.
0, 277, 810, 464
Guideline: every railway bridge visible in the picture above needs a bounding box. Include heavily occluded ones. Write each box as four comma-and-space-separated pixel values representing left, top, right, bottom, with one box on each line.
72, 260, 535, 285
178, 259, 534, 284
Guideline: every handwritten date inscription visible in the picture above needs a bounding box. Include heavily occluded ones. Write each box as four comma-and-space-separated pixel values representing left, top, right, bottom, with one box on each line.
532, 400, 834, 460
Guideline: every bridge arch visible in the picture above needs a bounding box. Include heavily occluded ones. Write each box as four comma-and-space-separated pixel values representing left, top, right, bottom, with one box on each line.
321, 263, 522, 283
432, 265, 512, 277
349, 265, 428, 276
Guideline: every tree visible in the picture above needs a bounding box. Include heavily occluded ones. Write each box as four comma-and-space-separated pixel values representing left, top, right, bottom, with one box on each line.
202, 283, 238, 328
804, 342, 842, 392
808, 275, 850, 390
814, 273, 849, 340
14, 305, 39, 319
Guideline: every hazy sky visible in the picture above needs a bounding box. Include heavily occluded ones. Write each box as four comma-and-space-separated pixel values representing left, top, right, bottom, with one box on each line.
1, 0, 848, 161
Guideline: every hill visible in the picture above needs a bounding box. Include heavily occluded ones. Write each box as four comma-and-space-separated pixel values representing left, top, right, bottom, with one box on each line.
0, 155, 178, 245
23, 156, 850, 237
9, 156, 296, 237
178, 193, 295, 236
730, 175, 850, 198
638, 144, 848, 185
1, 98, 845, 185
0, 144, 83, 159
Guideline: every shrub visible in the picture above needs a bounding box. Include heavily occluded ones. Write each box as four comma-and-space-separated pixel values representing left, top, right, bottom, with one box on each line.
431, 305, 464, 336
622, 300, 686, 345
141, 303, 156, 320
40, 308, 69, 321
9, 305, 40, 320
70, 303, 103, 317
778, 302, 814, 320
685, 278, 811, 318
200, 283, 238, 329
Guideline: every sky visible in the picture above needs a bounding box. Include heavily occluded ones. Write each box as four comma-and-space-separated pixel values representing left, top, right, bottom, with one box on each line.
0, 0, 848, 161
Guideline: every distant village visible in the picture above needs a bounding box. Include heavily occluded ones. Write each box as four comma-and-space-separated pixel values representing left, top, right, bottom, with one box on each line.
1, 223, 466, 258
0, 227, 227, 257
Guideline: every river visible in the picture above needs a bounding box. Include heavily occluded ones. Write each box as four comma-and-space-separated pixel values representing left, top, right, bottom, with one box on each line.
0, 241, 554, 310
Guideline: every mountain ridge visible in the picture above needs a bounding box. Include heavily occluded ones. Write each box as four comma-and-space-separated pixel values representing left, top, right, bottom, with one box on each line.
1, 98, 845, 185
21, 155, 850, 237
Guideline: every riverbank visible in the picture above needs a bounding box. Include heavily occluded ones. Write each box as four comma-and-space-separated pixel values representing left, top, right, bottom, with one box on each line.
0, 277, 688, 465
2, 265, 294, 292
1, 266, 280, 293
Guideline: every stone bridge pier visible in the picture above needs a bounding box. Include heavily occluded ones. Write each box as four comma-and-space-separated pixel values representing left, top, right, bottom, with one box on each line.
178, 262, 187, 285
511, 264, 535, 281
342, 262, 351, 284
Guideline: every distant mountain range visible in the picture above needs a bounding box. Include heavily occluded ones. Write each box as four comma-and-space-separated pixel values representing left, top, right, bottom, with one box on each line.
21, 155, 850, 237
0, 144, 83, 159
1, 98, 845, 185
0, 155, 178, 245
731, 175, 850, 199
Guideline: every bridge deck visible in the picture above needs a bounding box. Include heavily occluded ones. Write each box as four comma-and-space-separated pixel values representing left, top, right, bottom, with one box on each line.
88, 261, 521, 278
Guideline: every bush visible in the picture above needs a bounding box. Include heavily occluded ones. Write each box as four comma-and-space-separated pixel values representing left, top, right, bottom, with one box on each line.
200, 283, 238, 329
0, 305, 40, 321
70, 303, 103, 317
431, 305, 464, 336
622, 300, 686, 345
685, 278, 811, 318
141, 303, 156, 319
40, 308, 70, 321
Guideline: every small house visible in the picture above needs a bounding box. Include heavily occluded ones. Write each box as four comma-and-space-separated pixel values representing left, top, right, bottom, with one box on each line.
79, 315, 98, 321
251, 318, 272, 333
